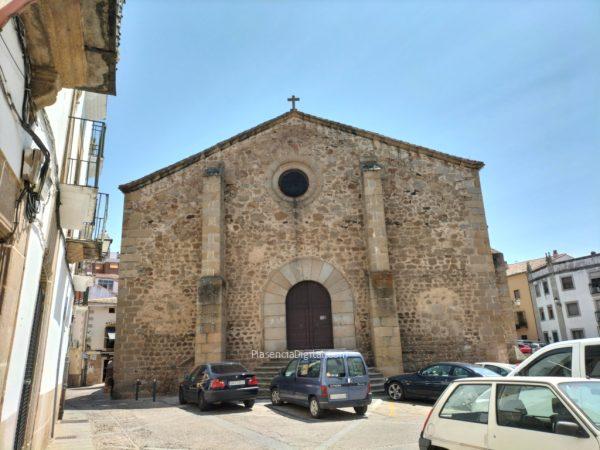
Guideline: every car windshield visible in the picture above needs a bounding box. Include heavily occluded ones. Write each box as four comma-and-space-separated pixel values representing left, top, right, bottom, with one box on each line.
211, 364, 247, 374
469, 366, 498, 377
559, 381, 600, 430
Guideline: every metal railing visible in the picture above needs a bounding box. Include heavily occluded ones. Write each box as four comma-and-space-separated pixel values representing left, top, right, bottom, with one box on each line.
590, 283, 600, 295
81, 193, 109, 241
63, 117, 106, 187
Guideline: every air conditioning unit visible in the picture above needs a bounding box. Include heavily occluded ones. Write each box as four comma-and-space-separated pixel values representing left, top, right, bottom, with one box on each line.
22, 147, 45, 189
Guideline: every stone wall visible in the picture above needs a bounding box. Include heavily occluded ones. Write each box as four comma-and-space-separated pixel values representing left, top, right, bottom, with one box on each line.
114, 115, 513, 396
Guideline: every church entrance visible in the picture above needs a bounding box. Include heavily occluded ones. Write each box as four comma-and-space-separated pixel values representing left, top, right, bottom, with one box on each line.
286, 281, 334, 350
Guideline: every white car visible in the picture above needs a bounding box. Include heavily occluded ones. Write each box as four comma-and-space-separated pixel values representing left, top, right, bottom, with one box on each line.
509, 337, 600, 378
476, 362, 516, 376
420, 377, 600, 450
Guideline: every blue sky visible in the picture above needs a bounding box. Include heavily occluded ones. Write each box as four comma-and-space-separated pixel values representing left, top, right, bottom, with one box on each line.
102, 0, 600, 263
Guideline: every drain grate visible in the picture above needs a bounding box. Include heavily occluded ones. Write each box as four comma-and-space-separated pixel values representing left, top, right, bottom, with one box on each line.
55, 435, 77, 440
61, 419, 88, 424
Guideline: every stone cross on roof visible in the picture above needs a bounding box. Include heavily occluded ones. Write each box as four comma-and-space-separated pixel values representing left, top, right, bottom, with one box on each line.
287, 95, 300, 110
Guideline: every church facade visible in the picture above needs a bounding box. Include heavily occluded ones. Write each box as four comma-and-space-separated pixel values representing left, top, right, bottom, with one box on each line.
114, 109, 514, 396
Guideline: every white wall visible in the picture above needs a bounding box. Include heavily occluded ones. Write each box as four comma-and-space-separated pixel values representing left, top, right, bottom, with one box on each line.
556, 270, 598, 339
0, 19, 28, 174
87, 304, 116, 351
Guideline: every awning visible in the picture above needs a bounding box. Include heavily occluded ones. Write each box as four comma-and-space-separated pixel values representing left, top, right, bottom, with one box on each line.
107, 332, 115, 340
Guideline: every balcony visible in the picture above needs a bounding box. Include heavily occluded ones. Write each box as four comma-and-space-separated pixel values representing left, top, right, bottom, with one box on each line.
590, 281, 600, 295
59, 117, 106, 231
66, 193, 111, 263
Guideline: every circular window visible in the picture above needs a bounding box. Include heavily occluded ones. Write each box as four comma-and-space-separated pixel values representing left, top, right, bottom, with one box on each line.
278, 169, 309, 198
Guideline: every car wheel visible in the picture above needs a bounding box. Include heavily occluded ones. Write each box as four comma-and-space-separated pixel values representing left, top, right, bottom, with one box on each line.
354, 406, 367, 416
309, 396, 323, 419
243, 399, 255, 408
198, 391, 210, 411
387, 382, 404, 401
178, 387, 187, 405
271, 388, 282, 406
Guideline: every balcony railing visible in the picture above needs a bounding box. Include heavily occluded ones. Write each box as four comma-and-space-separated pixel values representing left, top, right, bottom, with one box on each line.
65, 193, 111, 263
590, 283, 600, 295
81, 193, 109, 242
516, 320, 528, 329
62, 117, 106, 188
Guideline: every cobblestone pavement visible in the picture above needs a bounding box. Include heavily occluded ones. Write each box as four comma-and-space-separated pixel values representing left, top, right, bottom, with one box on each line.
49, 386, 431, 449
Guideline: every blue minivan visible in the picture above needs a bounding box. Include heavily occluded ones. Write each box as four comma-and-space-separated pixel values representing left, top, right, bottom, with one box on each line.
270, 351, 372, 418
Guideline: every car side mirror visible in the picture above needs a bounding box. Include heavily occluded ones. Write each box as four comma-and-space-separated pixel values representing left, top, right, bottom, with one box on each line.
555, 421, 587, 438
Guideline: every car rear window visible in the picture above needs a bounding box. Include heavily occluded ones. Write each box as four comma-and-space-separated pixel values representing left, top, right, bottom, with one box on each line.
585, 345, 600, 378
211, 364, 247, 374
347, 356, 366, 377
470, 366, 498, 377
326, 357, 346, 377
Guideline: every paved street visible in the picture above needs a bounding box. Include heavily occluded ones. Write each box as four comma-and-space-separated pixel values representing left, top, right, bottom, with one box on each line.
49, 386, 431, 449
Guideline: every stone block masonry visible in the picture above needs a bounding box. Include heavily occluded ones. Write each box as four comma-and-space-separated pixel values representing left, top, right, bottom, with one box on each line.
113, 111, 514, 396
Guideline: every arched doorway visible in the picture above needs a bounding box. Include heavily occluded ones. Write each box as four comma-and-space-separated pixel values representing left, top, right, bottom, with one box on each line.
286, 281, 334, 350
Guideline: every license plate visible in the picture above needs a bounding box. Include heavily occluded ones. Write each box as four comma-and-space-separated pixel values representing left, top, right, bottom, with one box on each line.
229, 380, 245, 386
330, 393, 347, 400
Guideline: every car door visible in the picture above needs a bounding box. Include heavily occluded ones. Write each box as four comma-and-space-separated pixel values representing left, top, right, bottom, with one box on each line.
435, 382, 492, 449
345, 356, 370, 401
583, 343, 600, 378
324, 356, 347, 401
279, 359, 299, 401
294, 358, 321, 405
185, 365, 204, 401
418, 364, 453, 399
490, 383, 597, 450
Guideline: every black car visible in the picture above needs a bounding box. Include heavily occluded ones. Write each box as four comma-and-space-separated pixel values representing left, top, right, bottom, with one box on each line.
179, 362, 259, 410
384, 362, 497, 402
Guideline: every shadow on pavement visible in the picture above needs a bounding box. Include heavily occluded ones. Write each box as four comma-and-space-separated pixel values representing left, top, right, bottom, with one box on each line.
265, 402, 368, 424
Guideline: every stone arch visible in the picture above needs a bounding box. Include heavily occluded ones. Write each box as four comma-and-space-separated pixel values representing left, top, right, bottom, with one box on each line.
262, 257, 356, 352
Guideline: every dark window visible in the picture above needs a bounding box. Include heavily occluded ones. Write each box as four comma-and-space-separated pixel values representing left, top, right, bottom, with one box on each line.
440, 384, 490, 424
561, 276, 575, 290
516, 311, 527, 328
552, 331, 560, 342
566, 302, 580, 317
513, 289, 521, 300
543, 332, 549, 343
585, 345, 600, 378
347, 357, 367, 377
278, 169, 309, 198
108, 307, 115, 313
539, 307, 546, 321
521, 334, 528, 340
98, 279, 114, 291
547, 305, 554, 320
542, 281, 550, 295
591, 278, 600, 294
535, 284, 540, 297
571, 329, 585, 340
211, 363, 247, 374
326, 357, 346, 377
496, 384, 577, 435
451, 366, 471, 378
297, 358, 321, 378
421, 365, 452, 377
104, 326, 115, 349
520, 348, 572, 377
284, 359, 299, 377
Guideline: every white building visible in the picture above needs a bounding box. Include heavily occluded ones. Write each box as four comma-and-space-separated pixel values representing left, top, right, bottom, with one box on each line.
68, 252, 119, 387
0, 1, 122, 448
529, 252, 600, 343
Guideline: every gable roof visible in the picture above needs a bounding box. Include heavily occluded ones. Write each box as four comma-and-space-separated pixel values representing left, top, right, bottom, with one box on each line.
506, 253, 572, 276
119, 109, 484, 193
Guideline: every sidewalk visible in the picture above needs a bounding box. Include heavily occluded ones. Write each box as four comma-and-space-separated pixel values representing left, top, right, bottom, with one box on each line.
47, 385, 103, 450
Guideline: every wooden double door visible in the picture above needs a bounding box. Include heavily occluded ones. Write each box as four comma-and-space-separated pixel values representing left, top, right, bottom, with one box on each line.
286, 281, 334, 350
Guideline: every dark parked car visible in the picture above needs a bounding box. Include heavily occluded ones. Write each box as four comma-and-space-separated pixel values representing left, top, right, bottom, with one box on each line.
270, 351, 371, 418
179, 362, 259, 410
384, 362, 497, 401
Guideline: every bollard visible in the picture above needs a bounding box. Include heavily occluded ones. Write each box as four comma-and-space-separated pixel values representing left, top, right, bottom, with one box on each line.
135, 379, 141, 400
152, 379, 157, 402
